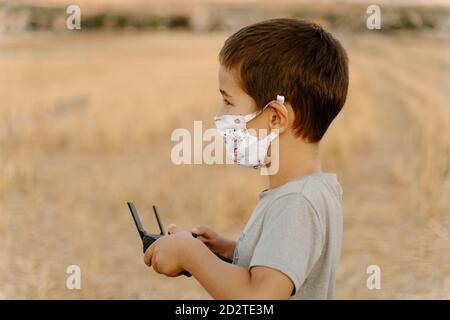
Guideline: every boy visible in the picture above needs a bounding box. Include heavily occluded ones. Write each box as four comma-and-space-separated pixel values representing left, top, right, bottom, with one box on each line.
144, 18, 348, 299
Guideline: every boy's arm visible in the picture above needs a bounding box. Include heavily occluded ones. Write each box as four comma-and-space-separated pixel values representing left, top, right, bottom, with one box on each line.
182, 239, 294, 299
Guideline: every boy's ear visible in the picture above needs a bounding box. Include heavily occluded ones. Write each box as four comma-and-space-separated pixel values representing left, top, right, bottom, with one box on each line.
267, 101, 290, 134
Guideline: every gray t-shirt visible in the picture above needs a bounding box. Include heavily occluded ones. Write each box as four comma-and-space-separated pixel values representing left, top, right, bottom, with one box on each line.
232, 172, 343, 300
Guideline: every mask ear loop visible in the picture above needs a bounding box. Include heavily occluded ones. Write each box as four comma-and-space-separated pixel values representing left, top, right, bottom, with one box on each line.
262, 95, 287, 166
275, 95, 288, 113
250, 94, 288, 140
261, 95, 288, 115
243, 95, 288, 123
243, 111, 259, 123
264, 94, 288, 129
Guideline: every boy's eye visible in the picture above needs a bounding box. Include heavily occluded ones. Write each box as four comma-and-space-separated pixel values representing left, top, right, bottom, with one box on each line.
223, 99, 233, 106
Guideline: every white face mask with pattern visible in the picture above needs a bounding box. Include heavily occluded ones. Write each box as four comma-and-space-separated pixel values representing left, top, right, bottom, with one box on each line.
214, 95, 287, 169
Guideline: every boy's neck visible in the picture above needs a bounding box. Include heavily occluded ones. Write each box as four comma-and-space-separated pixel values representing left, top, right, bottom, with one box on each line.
267, 139, 322, 190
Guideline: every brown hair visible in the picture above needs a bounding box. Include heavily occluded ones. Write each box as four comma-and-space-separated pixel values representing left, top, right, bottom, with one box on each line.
219, 18, 349, 142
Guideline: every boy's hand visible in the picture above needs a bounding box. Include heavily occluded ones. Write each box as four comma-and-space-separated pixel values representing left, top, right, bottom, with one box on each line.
191, 225, 236, 260
144, 224, 198, 277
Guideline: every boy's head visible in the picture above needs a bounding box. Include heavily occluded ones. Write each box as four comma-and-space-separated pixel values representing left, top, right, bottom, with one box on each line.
217, 18, 349, 143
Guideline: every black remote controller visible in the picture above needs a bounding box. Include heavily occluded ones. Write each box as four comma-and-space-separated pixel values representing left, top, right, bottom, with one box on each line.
127, 202, 233, 278
128, 202, 192, 277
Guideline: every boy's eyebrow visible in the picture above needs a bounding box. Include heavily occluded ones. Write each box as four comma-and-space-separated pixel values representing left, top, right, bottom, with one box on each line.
219, 89, 231, 97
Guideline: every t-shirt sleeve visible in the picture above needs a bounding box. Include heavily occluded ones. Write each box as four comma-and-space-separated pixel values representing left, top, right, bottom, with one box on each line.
249, 193, 324, 296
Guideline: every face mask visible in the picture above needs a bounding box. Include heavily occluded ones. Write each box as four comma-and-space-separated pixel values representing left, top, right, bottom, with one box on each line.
214, 95, 286, 169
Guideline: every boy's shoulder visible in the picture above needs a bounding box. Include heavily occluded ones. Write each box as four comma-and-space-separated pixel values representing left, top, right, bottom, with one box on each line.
258, 172, 343, 229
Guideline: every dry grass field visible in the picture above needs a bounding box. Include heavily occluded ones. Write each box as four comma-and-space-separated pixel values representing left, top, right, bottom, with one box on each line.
0, 30, 449, 299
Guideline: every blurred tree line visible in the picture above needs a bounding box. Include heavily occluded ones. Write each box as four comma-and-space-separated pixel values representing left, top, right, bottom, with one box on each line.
1, 2, 449, 33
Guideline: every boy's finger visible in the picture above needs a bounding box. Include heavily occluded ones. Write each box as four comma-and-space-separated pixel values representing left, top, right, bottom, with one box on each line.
144, 243, 155, 267
197, 235, 209, 243
192, 225, 211, 237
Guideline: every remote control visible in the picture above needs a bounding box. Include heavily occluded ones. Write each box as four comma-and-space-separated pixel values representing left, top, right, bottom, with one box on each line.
127, 202, 233, 278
